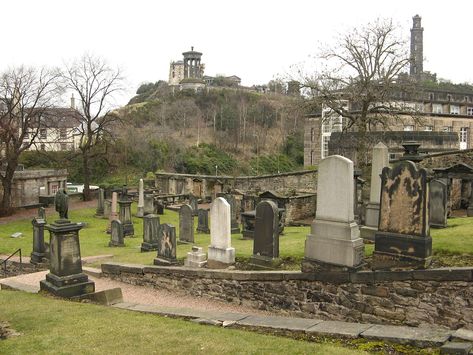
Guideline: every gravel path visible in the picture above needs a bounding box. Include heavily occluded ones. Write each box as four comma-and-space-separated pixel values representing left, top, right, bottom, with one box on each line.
0, 270, 269, 316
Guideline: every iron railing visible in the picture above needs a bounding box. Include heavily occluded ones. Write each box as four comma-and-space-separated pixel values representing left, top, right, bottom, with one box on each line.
2, 248, 22, 274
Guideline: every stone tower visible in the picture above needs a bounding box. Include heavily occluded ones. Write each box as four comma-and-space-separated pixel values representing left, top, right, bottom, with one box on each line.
181, 47, 205, 90
410, 14, 423, 77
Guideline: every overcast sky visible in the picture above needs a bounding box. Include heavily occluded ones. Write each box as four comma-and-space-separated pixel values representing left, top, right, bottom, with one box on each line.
2, 0, 472, 106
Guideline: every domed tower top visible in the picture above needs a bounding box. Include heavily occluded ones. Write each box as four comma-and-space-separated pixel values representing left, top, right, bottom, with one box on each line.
182, 46, 204, 80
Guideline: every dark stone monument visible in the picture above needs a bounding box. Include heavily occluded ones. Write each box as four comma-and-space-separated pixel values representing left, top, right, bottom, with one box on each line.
154, 224, 178, 265
55, 189, 69, 219
429, 179, 448, 228
38, 206, 46, 221
225, 194, 240, 234
109, 220, 125, 247
30, 218, 47, 264
144, 194, 154, 216
179, 204, 194, 243
196, 208, 210, 234
373, 161, 432, 269
241, 210, 256, 239
141, 214, 160, 252
40, 220, 95, 297
154, 200, 164, 215
96, 188, 105, 217
250, 200, 280, 268
118, 200, 134, 237
189, 195, 199, 216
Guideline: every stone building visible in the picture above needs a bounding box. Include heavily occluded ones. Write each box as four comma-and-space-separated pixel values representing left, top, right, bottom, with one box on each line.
168, 47, 205, 90
304, 15, 473, 167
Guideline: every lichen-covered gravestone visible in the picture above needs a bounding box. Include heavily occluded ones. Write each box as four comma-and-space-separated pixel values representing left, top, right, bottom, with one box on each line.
154, 224, 178, 265
179, 204, 194, 243
30, 217, 47, 264
207, 197, 235, 268
303, 155, 364, 272
429, 179, 448, 228
118, 200, 134, 237
250, 200, 280, 268
96, 188, 105, 217
141, 214, 160, 252
373, 160, 432, 269
196, 209, 210, 234
109, 220, 125, 247
40, 220, 95, 297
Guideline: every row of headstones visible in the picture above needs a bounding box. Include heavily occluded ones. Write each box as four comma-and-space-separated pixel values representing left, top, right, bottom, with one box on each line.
304, 148, 434, 271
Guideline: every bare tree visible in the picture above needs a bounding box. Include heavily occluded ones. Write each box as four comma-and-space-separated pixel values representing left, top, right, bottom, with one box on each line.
0, 66, 62, 215
62, 54, 123, 200
300, 19, 416, 133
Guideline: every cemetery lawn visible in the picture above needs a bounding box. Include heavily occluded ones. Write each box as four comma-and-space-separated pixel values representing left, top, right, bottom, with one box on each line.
0, 290, 367, 355
2, 205, 473, 268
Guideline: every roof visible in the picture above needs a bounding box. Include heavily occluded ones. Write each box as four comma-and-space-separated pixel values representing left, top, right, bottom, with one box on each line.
29, 107, 82, 128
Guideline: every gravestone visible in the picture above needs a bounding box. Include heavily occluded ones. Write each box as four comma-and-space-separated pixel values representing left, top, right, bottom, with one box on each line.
207, 197, 235, 268
30, 218, 47, 264
118, 200, 134, 237
179, 204, 194, 243
109, 220, 125, 247
96, 188, 105, 217
373, 160, 432, 269
361, 142, 389, 241
40, 220, 95, 297
144, 194, 154, 215
184, 246, 207, 268
154, 223, 178, 265
196, 209, 210, 234
38, 206, 46, 221
225, 194, 240, 233
430, 179, 448, 228
136, 179, 145, 218
141, 214, 160, 252
189, 195, 199, 216
303, 155, 364, 272
107, 192, 118, 234
103, 199, 111, 220
250, 200, 279, 268
241, 210, 256, 239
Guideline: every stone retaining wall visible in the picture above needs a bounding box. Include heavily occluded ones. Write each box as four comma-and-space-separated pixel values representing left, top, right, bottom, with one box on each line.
101, 263, 473, 330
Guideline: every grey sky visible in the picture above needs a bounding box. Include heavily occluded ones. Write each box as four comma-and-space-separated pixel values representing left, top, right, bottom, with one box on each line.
2, 0, 472, 106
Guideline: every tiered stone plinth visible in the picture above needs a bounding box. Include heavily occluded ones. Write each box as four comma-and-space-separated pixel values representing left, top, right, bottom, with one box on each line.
184, 246, 207, 268
40, 220, 95, 297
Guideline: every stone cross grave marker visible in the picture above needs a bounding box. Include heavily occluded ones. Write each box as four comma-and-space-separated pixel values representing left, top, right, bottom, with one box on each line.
303, 155, 364, 272
179, 204, 194, 243
373, 160, 432, 269
208, 197, 235, 268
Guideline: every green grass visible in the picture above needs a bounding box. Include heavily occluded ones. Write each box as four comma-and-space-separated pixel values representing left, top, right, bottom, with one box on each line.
0, 290, 366, 354
2, 205, 473, 268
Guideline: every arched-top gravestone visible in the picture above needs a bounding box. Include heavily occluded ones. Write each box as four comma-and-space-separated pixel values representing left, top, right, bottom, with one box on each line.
250, 200, 279, 268
373, 160, 431, 269
109, 220, 125, 247
179, 204, 194, 243
208, 197, 235, 268
154, 223, 177, 265
196, 208, 210, 234
429, 179, 448, 229
303, 155, 364, 272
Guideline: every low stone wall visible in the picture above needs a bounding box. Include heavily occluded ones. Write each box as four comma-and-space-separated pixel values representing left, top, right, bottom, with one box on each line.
102, 263, 473, 330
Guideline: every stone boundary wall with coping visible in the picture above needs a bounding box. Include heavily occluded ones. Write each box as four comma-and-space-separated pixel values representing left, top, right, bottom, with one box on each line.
101, 263, 473, 330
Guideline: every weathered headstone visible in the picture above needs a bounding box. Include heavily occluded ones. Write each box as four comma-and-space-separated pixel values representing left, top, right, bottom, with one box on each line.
118, 200, 134, 237
189, 195, 199, 216
144, 194, 154, 215
429, 179, 448, 228
96, 188, 105, 217
107, 192, 118, 234
136, 179, 145, 218
179, 204, 194, 243
250, 200, 280, 268
373, 160, 432, 269
109, 220, 125, 247
103, 199, 111, 220
40, 220, 95, 297
141, 214, 160, 252
361, 142, 389, 241
196, 208, 210, 234
241, 210, 256, 239
184, 246, 207, 268
225, 194, 240, 233
154, 223, 178, 265
303, 155, 364, 272
30, 218, 47, 264
38, 206, 46, 221
208, 197, 235, 268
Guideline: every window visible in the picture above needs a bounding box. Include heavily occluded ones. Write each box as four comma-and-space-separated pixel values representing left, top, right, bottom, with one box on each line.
432, 104, 443, 114
424, 126, 433, 131
404, 125, 414, 131
450, 105, 460, 115
59, 128, 67, 139
60, 143, 67, 151
40, 144, 45, 151
447, 94, 452, 101
321, 135, 330, 159
40, 128, 47, 139
467, 107, 473, 116
389, 153, 397, 160
443, 126, 453, 132
460, 127, 468, 150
